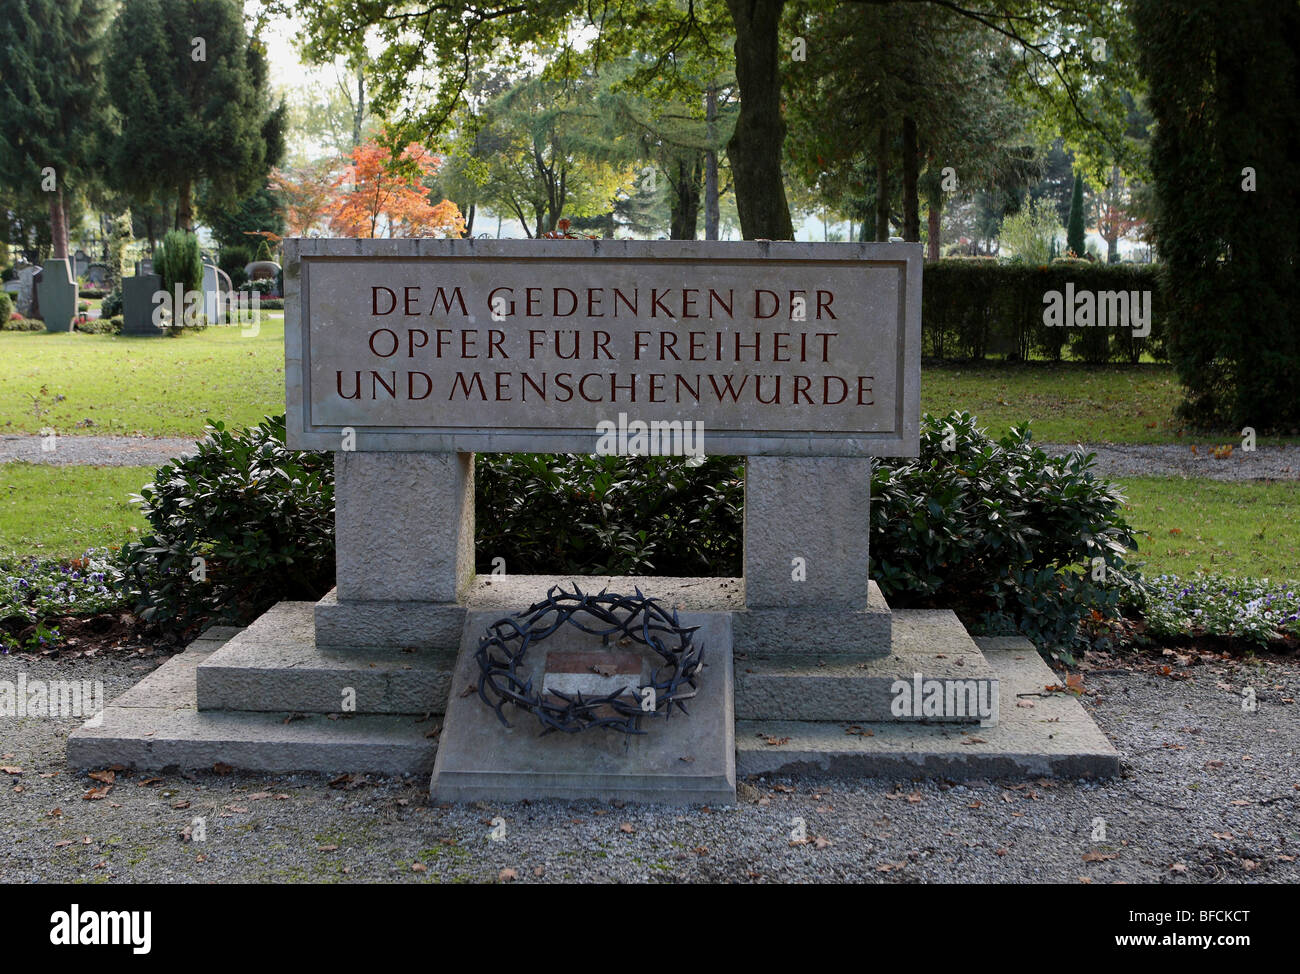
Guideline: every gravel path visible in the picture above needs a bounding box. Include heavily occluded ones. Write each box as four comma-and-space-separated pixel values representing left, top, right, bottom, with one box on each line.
1, 649, 1295, 883
0, 435, 197, 468
2, 434, 1297, 481
1037, 443, 1300, 482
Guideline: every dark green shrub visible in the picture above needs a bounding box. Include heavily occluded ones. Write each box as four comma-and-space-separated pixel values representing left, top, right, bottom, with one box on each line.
75, 315, 119, 334
259, 297, 284, 310
79, 287, 108, 300
476, 453, 743, 576
116, 415, 335, 629
220, 243, 253, 290
872, 412, 1143, 661
2, 316, 44, 331
0, 291, 11, 322
155, 229, 203, 298
100, 286, 124, 318
122, 413, 1139, 658
922, 259, 1165, 364
254, 238, 273, 262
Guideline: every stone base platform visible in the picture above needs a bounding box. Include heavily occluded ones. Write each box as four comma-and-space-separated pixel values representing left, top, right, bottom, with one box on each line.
66, 581, 1119, 789
734, 609, 996, 723
66, 631, 437, 775
736, 639, 1119, 779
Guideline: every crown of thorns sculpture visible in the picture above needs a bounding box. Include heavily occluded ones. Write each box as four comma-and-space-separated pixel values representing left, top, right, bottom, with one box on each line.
474, 585, 704, 737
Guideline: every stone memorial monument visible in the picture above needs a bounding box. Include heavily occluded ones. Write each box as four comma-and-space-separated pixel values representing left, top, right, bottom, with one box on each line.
37, 258, 77, 332
70, 239, 1117, 799
121, 273, 165, 336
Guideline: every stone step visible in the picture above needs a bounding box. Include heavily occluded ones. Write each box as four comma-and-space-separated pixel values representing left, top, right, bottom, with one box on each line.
735, 640, 1119, 780
734, 608, 997, 723
195, 601, 457, 715
67, 639, 438, 775
731, 580, 892, 657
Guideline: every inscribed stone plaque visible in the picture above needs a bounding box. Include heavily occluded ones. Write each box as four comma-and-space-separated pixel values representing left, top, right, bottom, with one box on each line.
285, 239, 920, 456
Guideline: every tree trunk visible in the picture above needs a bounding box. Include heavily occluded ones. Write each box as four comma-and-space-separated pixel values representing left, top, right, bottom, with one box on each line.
725, 0, 793, 240
176, 180, 194, 231
705, 87, 721, 240
901, 116, 920, 242
49, 190, 67, 259
353, 69, 366, 147
670, 156, 704, 240
926, 189, 942, 260
1106, 162, 1121, 263
875, 127, 890, 241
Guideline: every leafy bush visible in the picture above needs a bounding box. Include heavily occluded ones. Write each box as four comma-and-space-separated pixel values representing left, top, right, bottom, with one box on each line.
477, 453, 743, 576
922, 259, 1165, 363
998, 197, 1062, 266
1134, 574, 1300, 645
260, 297, 284, 310
871, 412, 1144, 662
75, 315, 119, 335
116, 416, 335, 628
118, 412, 1142, 659
100, 286, 124, 318
0, 549, 126, 653
254, 238, 273, 262
155, 229, 203, 298
0, 291, 11, 321
219, 242, 253, 290
79, 287, 108, 300
2, 316, 44, 331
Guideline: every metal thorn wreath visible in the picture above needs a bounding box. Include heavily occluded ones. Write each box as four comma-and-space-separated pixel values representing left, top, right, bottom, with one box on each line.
473, 585, 705, 737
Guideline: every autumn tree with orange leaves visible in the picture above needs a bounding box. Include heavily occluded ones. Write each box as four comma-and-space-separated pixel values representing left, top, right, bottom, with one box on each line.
271, 160, 340, 237
329, 137, 465, 238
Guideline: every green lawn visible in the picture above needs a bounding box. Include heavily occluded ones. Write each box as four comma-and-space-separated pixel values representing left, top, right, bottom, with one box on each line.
1121, 477, 1300, 581
0, 464, 153, 559
2, 463, 1294, 583
0, 317, 285, 436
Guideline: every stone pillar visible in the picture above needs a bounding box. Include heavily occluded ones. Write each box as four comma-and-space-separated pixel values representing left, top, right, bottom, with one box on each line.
315, 451, 474, 651
735, 455, 890, 656
37, 258, 77, 333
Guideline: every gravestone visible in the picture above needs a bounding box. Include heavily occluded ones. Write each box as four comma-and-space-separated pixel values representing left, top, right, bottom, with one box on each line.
134, 258, 154, 277
68, 239, 1119, 792
85, 262, 110, 288
16, 265, 40, 317
73, 249, 91, 280
36, 258, 77, 332
122, 274, 165, 336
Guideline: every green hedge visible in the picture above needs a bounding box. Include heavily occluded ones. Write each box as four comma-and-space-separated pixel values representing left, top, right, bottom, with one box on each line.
922, 258, 1166, 363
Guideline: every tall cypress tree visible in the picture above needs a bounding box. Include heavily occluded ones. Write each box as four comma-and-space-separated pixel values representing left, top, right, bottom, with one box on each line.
105, 0, 285, 231
1066, 172, 1086, 258
1136, 0, 1300, 428
0, 0, 112, 258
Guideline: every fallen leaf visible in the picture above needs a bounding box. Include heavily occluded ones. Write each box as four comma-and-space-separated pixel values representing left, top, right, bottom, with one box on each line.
318, 844, 339, 852
1082, 850, 1117, 862
82, 785, 112, 801
0, 766, 22, 775
498, 868, 518, 882
814, 836, 832, 850
212, 762, 234, 775
619, 822, 635, 834
247, 792, 272, 801
411, 862, 427, 873
1170, 862, 1187, 874
54, 839, 75, 848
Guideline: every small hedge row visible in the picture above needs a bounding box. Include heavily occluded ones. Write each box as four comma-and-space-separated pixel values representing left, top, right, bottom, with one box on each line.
116, 413, 1142, 660
923, 258, 1166, 363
